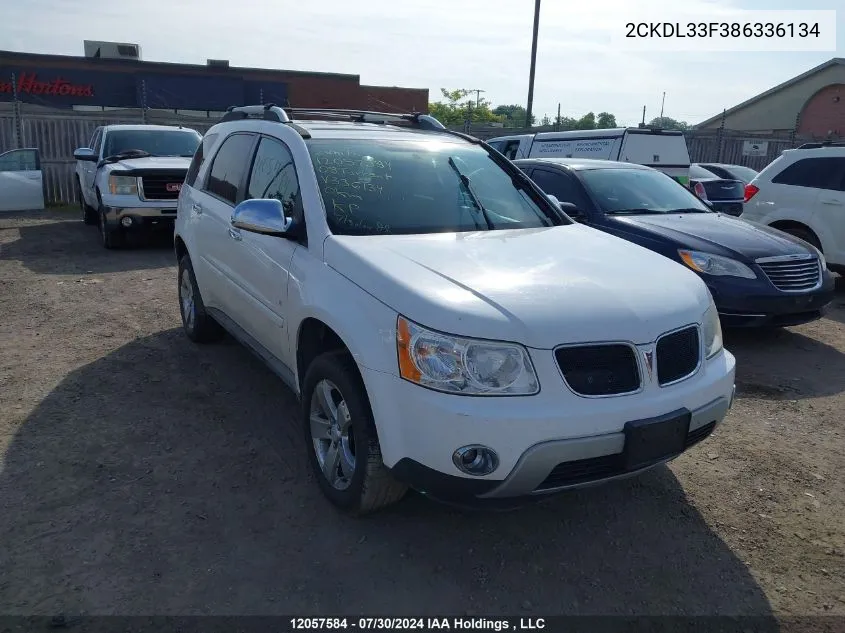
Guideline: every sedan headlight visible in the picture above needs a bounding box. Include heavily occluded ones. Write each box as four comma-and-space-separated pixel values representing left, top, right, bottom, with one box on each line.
396, 316, 539, 396
108, 174, 138, 196
702, 296, 723, 359
679, 249, 756, 279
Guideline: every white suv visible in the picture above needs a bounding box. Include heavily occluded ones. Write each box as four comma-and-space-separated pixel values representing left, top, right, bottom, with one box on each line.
174, 105, 736, 515
742, 143, 845, 275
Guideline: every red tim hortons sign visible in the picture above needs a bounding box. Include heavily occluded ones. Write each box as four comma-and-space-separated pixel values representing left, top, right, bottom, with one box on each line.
0, 72, 94, 98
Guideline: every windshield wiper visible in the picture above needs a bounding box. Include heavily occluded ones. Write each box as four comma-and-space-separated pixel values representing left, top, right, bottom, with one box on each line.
448, 157, 494, 230
102, 149, 153, 164
670, 207, 709, 213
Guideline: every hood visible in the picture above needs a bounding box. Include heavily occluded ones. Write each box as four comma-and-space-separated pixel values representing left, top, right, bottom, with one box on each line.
324, 225, 711, 349
106, 156, 192, 171
609, 213, 814, 261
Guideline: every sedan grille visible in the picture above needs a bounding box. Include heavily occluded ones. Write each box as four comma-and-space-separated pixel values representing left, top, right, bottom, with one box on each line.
555, 344, 640, 396
757, 256, 820, 292
656, 326, 700, 385
140, 171, 188, 201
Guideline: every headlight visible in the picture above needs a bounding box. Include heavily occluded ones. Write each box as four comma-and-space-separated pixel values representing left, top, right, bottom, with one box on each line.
108, 175, 138, 196
679, 250, 756, 279
810, 246, 827, 271
702, 296, 723, 359
396, 316, 539, 396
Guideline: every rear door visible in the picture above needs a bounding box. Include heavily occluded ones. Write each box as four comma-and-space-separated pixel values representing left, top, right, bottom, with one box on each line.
193, 132, 258, 317
618, 131, 690, 186
0, 148, 45, 211
810, 157, 845, 264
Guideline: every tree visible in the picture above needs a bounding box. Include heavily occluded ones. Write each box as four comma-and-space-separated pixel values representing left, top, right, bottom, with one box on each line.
428, 89, 503, 127
649, 116, 689, 130
540, 115, 552, 126
492, 104, 535, 127
575, 112, 596, 130
597, 112, 617, 128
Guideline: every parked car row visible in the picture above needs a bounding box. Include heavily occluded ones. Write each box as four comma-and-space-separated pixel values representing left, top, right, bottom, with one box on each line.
64, 109, 838, 516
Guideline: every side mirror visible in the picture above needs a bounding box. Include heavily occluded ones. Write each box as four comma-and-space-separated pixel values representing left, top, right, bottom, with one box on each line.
547, 194, 563, 210
231, 198, 293, 237
557, 200, 585, 218
73, 148, 98, 162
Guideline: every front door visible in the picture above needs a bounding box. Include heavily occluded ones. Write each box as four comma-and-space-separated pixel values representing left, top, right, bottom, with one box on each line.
0, 149, 45, 211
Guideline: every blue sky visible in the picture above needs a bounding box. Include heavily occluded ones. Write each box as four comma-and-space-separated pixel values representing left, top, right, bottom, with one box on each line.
0, 0, 842, 126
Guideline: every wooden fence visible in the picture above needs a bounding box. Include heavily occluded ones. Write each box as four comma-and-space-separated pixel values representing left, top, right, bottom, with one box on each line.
0, 104, 815, 205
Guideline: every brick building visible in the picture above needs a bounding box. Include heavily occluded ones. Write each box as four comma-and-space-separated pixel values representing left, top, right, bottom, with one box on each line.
0, 45, 429, 114
696, 58, 844, 138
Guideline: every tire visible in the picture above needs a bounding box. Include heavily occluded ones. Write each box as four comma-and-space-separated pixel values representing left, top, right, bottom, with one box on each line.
302, 351, 407, 515
779, 225, 822, 252
99, 207, 123, 250
78, 182, 97, 226
178, 254, 225, 343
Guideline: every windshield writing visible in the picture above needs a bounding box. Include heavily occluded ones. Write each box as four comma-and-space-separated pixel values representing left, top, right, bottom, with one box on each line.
306, 139, 557, 236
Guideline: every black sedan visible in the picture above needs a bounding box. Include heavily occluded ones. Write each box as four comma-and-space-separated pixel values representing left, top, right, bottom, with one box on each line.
514, 157, 836, 328
689, 164, 746, 217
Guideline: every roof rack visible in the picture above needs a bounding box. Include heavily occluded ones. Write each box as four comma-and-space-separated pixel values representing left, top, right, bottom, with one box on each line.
796, 140, 845, 149
284, 108, 446, 131
217, 104, 447, 137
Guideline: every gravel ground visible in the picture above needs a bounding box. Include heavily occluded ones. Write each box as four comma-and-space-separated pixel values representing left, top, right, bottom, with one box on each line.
0, 209, 843, 618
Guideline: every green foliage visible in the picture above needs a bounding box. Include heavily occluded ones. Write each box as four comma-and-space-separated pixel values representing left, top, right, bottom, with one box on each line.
492, 104, 535, 127
597, 112, 617, 128
649, 116, 689, 130
428, 88, 504, 126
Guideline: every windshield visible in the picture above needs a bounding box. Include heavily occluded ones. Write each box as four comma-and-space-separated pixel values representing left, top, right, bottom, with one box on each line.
579, 168, 711, 214
305, 139, 559, 235
103, 129, 201, 158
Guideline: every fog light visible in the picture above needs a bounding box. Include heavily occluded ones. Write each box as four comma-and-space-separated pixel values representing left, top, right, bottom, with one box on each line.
121, 217, 133, 228
452, 445, 499, 476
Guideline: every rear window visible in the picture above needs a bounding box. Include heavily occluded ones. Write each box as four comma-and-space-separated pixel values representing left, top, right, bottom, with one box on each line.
772, 157, 845, 191
305, 139, 561, 236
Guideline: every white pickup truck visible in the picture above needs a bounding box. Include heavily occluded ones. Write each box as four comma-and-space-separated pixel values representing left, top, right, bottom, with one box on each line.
74, 124, 202, 248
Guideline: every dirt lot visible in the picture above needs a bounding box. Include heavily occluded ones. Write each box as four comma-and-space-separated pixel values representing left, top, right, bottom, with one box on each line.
0, 209, 843, 617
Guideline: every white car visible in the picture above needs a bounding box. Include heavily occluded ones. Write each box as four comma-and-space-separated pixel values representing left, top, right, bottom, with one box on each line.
741, 142, 845, 275
73, 124, 201, 248
174, 105, 736, 515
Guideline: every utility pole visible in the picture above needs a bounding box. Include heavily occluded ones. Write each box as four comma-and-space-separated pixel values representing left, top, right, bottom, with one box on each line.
470, 89, 486, 109
641, 105, 647, 127
525, 0, 541, 128
556, 102, 561, 130
660, 92, 666, 119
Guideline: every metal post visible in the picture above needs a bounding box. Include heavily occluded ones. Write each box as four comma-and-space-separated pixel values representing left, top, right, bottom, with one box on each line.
10, 72, 23, 149
660, 92, 666, 119
641, 105, 646, 127
556, 102, 561, 131
525, 0, 541, 128
717, 108, 726, 162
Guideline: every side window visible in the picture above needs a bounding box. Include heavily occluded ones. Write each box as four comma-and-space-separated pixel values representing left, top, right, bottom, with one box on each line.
204, 133, 256, 205
502, 140, 521, 160
245, 137, 303, 224
487, 140, 504, 153
0, 149, 39, 172
530, 168, 593, 212
831, 158, 845, 192
89, 128, 101, 150
185, 132, 218, 188
772, 158, 841, 190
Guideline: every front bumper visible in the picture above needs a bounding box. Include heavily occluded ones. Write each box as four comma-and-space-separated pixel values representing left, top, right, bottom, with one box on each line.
363, 347, 736, 504
102, 205, 177, 232
390, 391, 734, 507
707, 272, 836, 327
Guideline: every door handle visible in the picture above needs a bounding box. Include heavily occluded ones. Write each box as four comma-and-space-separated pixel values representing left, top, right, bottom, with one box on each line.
228, 227, 242, 241
820, 199, 842, 206
192, 203, 203, 215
